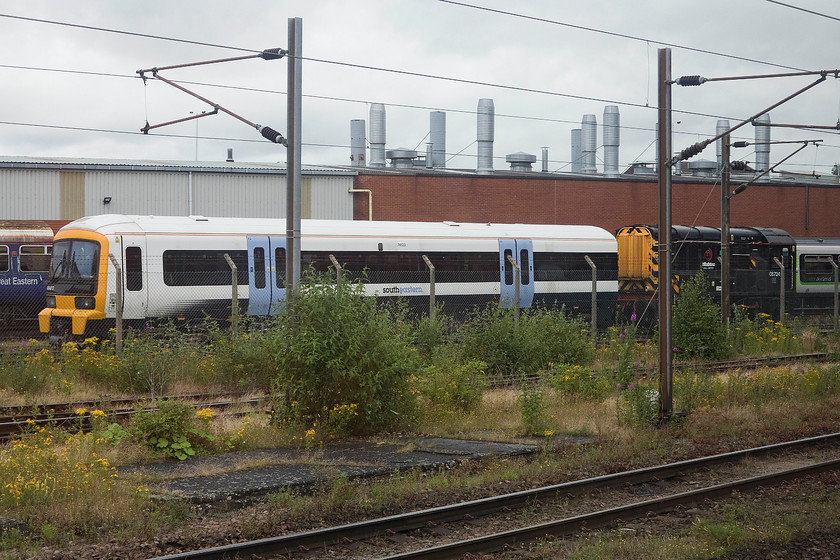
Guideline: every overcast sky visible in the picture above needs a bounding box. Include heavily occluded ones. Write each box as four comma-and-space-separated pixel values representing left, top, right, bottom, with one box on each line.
1, 0, 838, 175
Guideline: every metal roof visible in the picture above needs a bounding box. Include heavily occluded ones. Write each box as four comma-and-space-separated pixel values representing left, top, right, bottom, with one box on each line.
0, 156, 356, 176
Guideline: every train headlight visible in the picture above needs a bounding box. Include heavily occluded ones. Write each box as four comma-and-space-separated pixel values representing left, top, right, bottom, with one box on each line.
75, 297, 96, 310
45, 295, 56, 308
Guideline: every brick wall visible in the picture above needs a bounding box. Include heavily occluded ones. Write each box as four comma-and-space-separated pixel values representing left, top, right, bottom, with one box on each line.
353, 173, 840, 237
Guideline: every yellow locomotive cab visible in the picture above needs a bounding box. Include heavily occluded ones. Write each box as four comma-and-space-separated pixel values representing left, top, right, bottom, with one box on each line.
40, 228, 110, 338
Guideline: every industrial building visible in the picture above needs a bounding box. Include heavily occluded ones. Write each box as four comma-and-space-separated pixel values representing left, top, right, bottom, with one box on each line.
1, 99, 838, 238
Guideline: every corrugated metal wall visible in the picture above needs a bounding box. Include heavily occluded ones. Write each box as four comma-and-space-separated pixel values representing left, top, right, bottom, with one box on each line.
0, 167, 355, 220
0, 169, 61, 219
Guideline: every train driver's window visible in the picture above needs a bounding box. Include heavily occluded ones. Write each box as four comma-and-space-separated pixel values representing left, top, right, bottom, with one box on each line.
19, 245, 51, 272
0, 246, 8, 272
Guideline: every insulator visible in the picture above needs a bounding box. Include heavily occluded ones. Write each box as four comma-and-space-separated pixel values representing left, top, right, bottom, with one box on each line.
732, 141, 749, 148
676, 75, 707, 86
730, 161, 749, 171
259, 48, 286, 60
259, 126, 287, 146
679, 141, 708, 161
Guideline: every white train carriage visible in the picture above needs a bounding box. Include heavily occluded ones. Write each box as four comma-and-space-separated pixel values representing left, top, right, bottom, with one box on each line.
39, 214, 618, 339
794, 238, 840, 315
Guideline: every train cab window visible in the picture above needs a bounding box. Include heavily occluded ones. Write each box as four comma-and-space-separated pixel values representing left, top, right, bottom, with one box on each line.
19, 245, 51, 272
503, 249, 513, 286
125, 247, 142, 291
253, 247, 266, 289
520, 249, 530, 286
0, 246, 7, 272
275, 248, 286, 289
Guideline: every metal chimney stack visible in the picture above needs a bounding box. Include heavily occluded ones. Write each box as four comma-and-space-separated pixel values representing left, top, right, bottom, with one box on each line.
430, 111, 446, 168
350, 119, 366, 167
581, 114, 598, 173
603, 106, 620, 177
369, 103, 387, 168
754, 113, 771, 173
477, 98, 495, 175
571, 129, 582, 173
541, 147, 549, 172
716, 119, 730, 172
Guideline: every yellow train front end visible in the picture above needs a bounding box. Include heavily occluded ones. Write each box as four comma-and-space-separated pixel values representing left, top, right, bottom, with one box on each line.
39, 228, 110, 342
616, 226, 659, 293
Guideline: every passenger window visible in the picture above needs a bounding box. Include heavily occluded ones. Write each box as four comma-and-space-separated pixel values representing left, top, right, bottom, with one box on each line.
503, 249, 513, 286
520, 249, 530, 285
19, 245, 51, 272
0, 246, 7, 272
275, 248, 286, 289
253, 247, 266, 289
125, 247, 142, 291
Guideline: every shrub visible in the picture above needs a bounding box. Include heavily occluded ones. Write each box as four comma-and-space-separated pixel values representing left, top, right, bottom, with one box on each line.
457, 305, 593, 377
518, 381, 548, 435
731, 311, 802, 356
128, 399, 210, 460
416, 358, 487, 413
546, 363, 611, 401
265, 273, 419, 437
617, 383, 660, 426
672, 272, 729, 360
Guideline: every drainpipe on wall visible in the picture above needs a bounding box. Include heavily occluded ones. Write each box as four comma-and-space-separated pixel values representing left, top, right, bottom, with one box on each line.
348, 189, 373, 221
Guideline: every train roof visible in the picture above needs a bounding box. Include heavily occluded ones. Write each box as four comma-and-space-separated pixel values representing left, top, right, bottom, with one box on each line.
0, 220, 55, 243
57, 214, 617, 242
795, 238, 840, 250
623, 224, 794, 245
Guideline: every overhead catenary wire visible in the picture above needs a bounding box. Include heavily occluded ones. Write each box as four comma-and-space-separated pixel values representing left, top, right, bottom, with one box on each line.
0, 11, 837, 170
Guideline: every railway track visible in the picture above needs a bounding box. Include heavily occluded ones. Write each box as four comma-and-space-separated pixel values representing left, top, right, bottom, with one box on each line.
147, 432, 840, 560
486, 351, 833, 386
0, 392, 268, 441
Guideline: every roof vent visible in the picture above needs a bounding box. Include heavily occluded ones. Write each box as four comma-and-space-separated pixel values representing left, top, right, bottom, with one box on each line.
506, 152, 537, 172
386, 148, 417, 169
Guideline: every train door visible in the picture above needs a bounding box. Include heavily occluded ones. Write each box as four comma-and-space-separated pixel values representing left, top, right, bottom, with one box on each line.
499, 239, 534, 308
118, 236, 148, 319
247, 236, 271, 316
267, 236, 286, 314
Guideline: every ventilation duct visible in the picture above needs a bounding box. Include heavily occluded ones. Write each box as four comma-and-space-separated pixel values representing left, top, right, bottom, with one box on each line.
715, 119, 730, 172
754, 113, 770, 173
571, 129, 582, 173
581, 114, 597, 173
350, 119, 366, 167
477, 98, 495, 175
541, 147, 549, 172
603, 106, 620, 177
430, 111, 446, 168
369, 103, 387, 168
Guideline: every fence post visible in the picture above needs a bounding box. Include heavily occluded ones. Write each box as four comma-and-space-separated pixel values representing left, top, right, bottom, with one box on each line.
422, 255, 435, 321
108, 253, 122, 356
223, 253, 239, 336
831, 259, 839, 331
328, 254, 342, 282
506, 254, 520, 332
773, 256, 785, 324
584, 255, 597, 337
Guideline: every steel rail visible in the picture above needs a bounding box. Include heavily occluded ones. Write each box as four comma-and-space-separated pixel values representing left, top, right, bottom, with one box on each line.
384, 457, 840, 559
146, 432, 840, 560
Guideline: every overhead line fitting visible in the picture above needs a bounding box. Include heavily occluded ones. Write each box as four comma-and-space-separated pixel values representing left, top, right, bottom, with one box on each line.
136, 48, 288, 146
